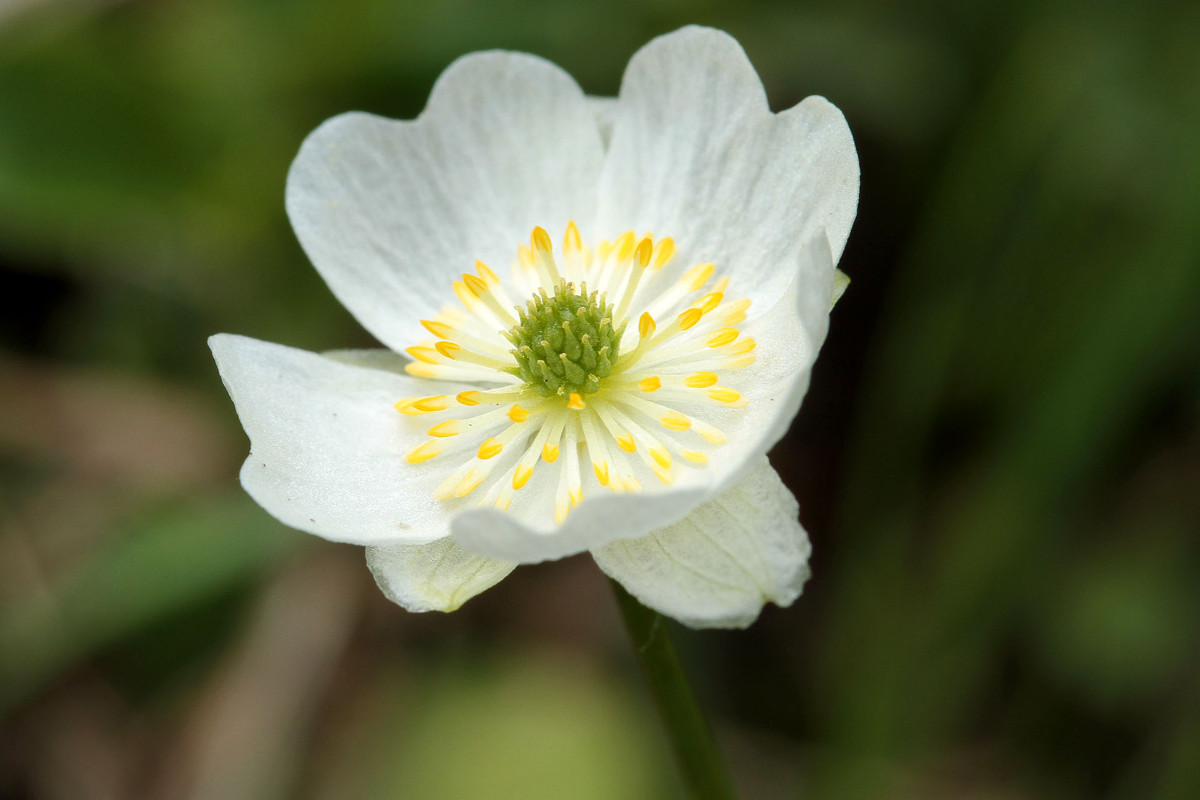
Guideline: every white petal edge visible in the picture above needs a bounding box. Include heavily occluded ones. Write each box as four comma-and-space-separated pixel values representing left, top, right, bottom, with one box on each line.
210, 333, 468, 546
592, 458, 811, 629
286, 50, 606, 352
596, 25, 858, 314
446, 232, 833, 564
366, 538, 516, 612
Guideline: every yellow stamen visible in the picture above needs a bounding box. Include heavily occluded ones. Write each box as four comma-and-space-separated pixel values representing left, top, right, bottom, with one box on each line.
406, 441, 441, 463
684, 372, 718, 388
708, 386, 741, 404
634, 237, 653, 268
653, 464, 674, 484
677, 308, 703, 331
435, 341, 462, 359
639, 376, 662, 392
427, 420, 459, 437
649, 446, 672, 468
696, 292, 723, 313
542, 444, 559, 463
532, 226, 553, 253
731, 337, 756, 353
593, 461, 610, 486
406, 346, 440, 364
456, 471, 485, 498
653, 237, 675, 268
475, 260, 500, 285
513, 465, 534, 490
660, 411, 692, 432
421, 319, 453, 339
567, 392, 585, 410
638, 312, 656, 339
477, 438, 504, 459
616, 434, 637, 453
683, 262, 715, 291
682, 450, 708, 465
507, 404, 529, 423
412, 396, 450, 412
707, 328, 740, 347
564, 220, 582, 254
457, 390, 482, 406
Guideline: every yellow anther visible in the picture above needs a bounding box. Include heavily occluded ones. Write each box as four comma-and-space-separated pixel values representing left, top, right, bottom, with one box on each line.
707, 328, 740, 347
532, 226, 553, 253
421, 319, 453, 339
456, 471, 485, 498
427, 420, 459, 437
696, 292, 723, 313
708, 386, 741, 403
564, 220, 582, 254
634, 237, 653, 268
639, 376, 662, 392
435, 341, 462, 359
660, 412, 692, 432
569, 488, 583, 506
405, 441, 441, 463
412, 396, 450, 412
542, 443, 559, 463
622, 475, 643, 492
653, 464, 674, 484
724, 354, 757, 370
394, 398, 418, 414
477, 438, 504, 459
452, 281, 476, 307
517, 244, 534, 268
682, 450, 709, 465
731, 337, 756, 354
406, 346, 440, 364
593, 461, 610, 486
567, 392, 585, 410
678, 308, 703, 331
475, 260, 500, 285
684, 262, 715, 290
456, 390, 482, 406
684, 372, 719, 388
616, 434, 637, 453
513, 465, 533, 490
650, 446, 672, 468
555, 499, 570, 524
507, 404, 530, 423
638, 312, 656, 339
462, 273, 488, 296
698, 426, 727, 444
613, 231, 635, 261
404, 362, 438, 378
653, 237, 675, 268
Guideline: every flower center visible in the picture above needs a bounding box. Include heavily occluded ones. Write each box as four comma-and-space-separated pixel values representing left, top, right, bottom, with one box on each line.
393, 223, 757, 523
504, 281, 625, 398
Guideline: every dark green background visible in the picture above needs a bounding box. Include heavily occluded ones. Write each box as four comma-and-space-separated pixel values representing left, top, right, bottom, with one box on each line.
2, 1, 1198, 798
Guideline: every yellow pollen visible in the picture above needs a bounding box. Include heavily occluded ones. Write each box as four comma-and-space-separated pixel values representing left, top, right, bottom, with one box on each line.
567, 392, 586, 410
475, 260, 500, 285
462, 273, 488, 296
456, 390, 482, 406
653, 238, 675, 268
513, 465, 534, 490
622, 476, 642, 492
708, 387, 741, 403
456, 471, 485, 498
650, 446, 671, 468
614, 231, 635, 261
660, 412, 692, 431
421, 319, 453, 339
678, 308, 703, 330
639, 376, 662, 392
542, 443, 559, 463
696, 292, 723, 313
564, 220, 582, 253
435, 341, 462, 359
412, 396, 450, 412
406, 441, 441, 463
684, 372, 718, 388
507, 404, 530, 422
684, 262, 715, 290
593, 461, 610, 486
405, 362, 439, 378
452, 281, 476, 307
477, 438, 504, 459
682, 450, 708, 465
638, 312, 656, 338
406, 346, 440, 364
707, 328, 740, 347
616, 434, 637, 453
427, 420, 459, 437
634, 237, 653, 268
532, 226, 553, 253
518, 244, 534, 269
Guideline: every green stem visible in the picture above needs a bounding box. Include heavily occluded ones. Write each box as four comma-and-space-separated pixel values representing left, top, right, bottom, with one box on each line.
609, 579, 739, 800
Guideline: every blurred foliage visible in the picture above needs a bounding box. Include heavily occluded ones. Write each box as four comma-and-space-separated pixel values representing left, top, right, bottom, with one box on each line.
2, 0, 1199, 798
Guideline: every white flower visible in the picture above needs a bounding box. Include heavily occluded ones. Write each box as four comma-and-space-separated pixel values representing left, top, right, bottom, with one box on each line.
210, 26, 858, 629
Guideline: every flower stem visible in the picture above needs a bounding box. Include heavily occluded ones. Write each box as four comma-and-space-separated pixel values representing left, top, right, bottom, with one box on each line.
609, 579, 739, 799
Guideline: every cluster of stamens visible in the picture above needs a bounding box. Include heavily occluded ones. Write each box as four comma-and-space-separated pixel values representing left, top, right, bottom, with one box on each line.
394, 223, 756, 523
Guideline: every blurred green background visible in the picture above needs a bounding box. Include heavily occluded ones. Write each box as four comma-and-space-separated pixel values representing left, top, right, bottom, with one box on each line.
2, 0, 1198, 798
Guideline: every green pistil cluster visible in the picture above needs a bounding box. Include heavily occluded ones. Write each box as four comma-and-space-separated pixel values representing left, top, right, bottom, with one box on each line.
504, 280, 625, 397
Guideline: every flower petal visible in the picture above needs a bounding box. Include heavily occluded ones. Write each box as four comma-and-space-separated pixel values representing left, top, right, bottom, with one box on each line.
366, 538, 516, 612
286, 51, 605, 352
210, 333, 466, 546
592, 458, 811, 629
596, 25, 858, 312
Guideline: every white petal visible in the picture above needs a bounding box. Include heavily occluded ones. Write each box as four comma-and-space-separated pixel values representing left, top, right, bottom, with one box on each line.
596, 26, 858, 311
210, 333, 465, 546
450, 485, 710, 565
286, 51, 605, 352
592, 459, 811, 629
366, 538, 516, 612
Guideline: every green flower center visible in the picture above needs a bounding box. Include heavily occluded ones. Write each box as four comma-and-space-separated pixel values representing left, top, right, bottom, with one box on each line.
503, 280, 626, 397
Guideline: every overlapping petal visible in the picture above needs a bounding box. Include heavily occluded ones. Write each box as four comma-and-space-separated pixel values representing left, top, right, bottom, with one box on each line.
366, 538, 516, 612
